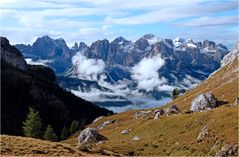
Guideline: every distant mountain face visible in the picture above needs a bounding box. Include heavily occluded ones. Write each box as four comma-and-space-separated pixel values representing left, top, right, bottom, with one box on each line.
15, 35, 74, 74
15, 34, 230, 112
1, 36, 113, 136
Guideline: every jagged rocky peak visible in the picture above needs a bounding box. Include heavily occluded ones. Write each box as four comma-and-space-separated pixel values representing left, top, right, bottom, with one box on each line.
187, 39, 194, 44
165, 39, 173, 47
35, 35, 53, 43
203, 39, 215, 50
112, 36, 129, 44
142, 33, 155, 39
216, 44, 229, 52
174, 37, 186, 43
135, 37, 150, 50
196, 42, 202, 48
1, 37, 28, 71
79, 42, 88, 50
72, 42, 79, 51
32, 35, 71, 60
90, 39, 109, 60
55, 37, 68, 46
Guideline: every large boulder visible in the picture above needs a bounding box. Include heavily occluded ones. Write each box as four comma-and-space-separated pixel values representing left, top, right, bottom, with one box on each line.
191, 92, 217, 112
165, 105, 180, 115
78, 127, 106, 145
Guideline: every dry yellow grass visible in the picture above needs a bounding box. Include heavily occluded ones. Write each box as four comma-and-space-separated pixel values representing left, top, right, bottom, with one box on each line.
0, 135, 84, 156
64, 57, 238, 156
0, 134, 111, 156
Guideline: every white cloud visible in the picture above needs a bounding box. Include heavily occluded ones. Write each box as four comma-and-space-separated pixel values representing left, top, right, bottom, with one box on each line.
131, 54, 174, 91
71, 52, 106, 80
25, 58, 53, 66
175, 16, 237, 27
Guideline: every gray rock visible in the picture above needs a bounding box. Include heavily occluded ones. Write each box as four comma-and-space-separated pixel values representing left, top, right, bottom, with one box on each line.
234, 97, 239, 106
93, 116, 105, 123
154, 109, 164, 115
197, 125, 209, 142
191, 92, 217, 112
211, 139, 223, 150
134, 110, 152, 119
216, 144, 238, 157
96, 119, 115, 130
132, 136, 140, 141
165, 105, 180, 115
78, 127, 106, 145
121, 130, 130, 135
154, 112, 160, 119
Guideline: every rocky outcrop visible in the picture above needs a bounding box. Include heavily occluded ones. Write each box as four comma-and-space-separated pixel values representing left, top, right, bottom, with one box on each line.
93, 116, 105, 123
154, 109, 164, 119
216, 144, 238, 157
197, 125, 209, 142
134, 110, 152, 119
165, 105, 180, 115
1, 37, 28, 71
221, 42, 239, 67
191, 92, 217, 112
96, 120, 115, 130
78, 127, 106, 145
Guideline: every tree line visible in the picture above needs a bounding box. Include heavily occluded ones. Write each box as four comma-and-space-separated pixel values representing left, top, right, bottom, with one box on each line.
22, 107, 82, 141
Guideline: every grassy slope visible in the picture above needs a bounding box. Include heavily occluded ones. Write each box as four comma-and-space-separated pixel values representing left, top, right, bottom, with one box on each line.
0, 135, 110, 156
0, 135, 83, 156
65, 56, 238, 156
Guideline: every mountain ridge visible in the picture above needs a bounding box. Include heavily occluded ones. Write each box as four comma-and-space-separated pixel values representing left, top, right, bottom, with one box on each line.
15, 35, 230, 111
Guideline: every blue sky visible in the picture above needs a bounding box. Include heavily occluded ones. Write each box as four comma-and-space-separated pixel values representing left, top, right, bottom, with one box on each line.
0, 0, 238, 49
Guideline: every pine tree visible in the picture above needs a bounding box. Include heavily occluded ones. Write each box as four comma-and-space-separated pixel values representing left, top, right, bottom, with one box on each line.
44, 125, 58, 141
172, 88, 180, 99
70, 120, 79, 134
61, 126, 70, 140
22, 107, 42, 138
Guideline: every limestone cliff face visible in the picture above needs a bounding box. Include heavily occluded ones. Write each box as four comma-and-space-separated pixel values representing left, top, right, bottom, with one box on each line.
1, 37, 28, 71
221, 42, 239, 67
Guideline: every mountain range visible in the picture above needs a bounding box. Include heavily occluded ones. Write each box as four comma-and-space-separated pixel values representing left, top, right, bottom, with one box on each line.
15, 34, 230, 112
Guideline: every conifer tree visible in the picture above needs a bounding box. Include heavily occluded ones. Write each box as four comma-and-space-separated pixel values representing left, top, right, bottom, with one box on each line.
172, 88, 180, 99
70, 120, 79, 134
22, 107, 42, 138
61, 126, 70, 140
44, 125, 58, 141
